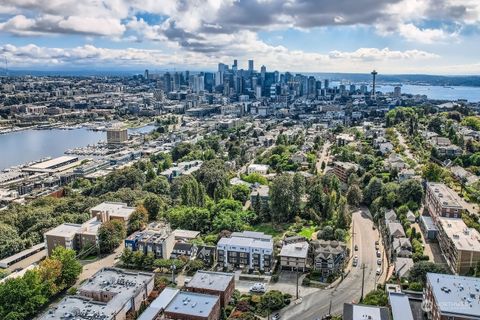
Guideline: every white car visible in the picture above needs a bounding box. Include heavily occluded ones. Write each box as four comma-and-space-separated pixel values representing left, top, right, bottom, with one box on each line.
376, 268, 381, 275
250, 283, 266, 293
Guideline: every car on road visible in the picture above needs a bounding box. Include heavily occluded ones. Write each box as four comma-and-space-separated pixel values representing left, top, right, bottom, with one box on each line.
375, 240, 379, 245
376, 268, 381, 275
250, 283, 266, 293
353, 255, 359, 267
354, 244, 358, 251
377, 258, 382, 265
376, 250, 381, 258
272, 313, 280, 320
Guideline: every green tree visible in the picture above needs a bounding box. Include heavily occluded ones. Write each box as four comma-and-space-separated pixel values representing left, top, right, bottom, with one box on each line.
292, 173, 305, 216
422, 163, 445, 182
399, 180, 424, 205
143, 176, 170, 195
171, 175, 205, 207
143, 195, 165, 221
166, 206, 211, 233
408, 261, 449, 286
98, 220, 126, 254
50, 246, 83, 288
363, 177, 383, 205
270, 174, 295, 223
362, 289, 388, 306
258, 290, 285, 313
195, 159, 230, 199
128, 205, 148, 234
232, 184, 251, 204
347, 184, 362, 207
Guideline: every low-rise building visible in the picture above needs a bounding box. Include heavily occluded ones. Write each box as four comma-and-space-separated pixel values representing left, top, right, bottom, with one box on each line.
343, 303, 390, 320
250, 185, 270, 208
424, 273, 480, 320
125, 222, 175, 259
425, 182, 464, 222
185, 271, 235, 307
311, 240, 347, 276
436, 217, 480, 274
90, 201, 136, 223
394, 257, 414, 279
279, 241, 309, 271
332, 161, 358, 183
389, 292, 414, 320
217, 231, 274, 271
40, 268, 154, 320
44, 217, 101, 255
160, 160, 203, 181
163, 291, 221, 320
392, 237, 413, 259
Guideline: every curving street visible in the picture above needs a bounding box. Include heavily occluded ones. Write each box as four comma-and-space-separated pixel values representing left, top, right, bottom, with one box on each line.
279, 207, 385, 320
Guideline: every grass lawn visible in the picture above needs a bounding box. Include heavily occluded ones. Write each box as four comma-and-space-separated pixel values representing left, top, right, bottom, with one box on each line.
298, 225, 317, 240
251, 223, 287, 238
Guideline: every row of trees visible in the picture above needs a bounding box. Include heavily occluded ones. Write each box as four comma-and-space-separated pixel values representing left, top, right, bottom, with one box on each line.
0, 247, 82, 320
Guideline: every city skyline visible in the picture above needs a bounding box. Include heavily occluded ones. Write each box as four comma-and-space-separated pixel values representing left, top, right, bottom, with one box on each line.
0, 1, 480, 74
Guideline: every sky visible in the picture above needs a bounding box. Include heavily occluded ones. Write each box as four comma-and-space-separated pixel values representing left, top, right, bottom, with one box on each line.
0, 0, 480, 74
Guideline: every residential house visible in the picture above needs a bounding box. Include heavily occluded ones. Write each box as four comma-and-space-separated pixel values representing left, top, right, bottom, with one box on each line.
392, 237, 413, 259
394, 257, 414, 279
171, 242, 197, 259
311, 240, 347, 277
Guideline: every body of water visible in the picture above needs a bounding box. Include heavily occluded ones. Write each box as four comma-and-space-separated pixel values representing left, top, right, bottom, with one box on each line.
378, 84, 480, 102
0, 125, 155, 170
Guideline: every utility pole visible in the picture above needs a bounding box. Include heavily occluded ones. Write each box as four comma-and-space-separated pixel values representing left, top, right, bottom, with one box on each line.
296, 266, 299, 300
360, 263, 366, 302
351, 220, 356, 258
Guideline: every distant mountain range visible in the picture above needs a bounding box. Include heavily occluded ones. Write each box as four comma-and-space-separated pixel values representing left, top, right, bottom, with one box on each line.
2, 69, 480, 87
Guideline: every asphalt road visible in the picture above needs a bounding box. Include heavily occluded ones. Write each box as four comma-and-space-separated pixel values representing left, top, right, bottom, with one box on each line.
279, 207, 383, 320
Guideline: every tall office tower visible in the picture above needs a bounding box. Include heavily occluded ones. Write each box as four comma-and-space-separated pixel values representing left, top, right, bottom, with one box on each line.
248, 60, 254, 72
256, 85, 262, 98
274, 71, 279, 83
163, 72, 172, 93
260, 65, 266, 78
215, 71, 224, 86
204, 72, 214, 92
185, 71, 190, 86
218, 63, 227, 73
371, 70, 378, 99
360, 84, 368, 94
251, 76, 258, 90
324, 79, 329, 89
308, 76, 316, 96
173, 72, 181, 90
193, 75, 204, 93
144, 69, 149, 80
232, 59, 238, 72
394, 86, 401, 98
350, 84, 356, 93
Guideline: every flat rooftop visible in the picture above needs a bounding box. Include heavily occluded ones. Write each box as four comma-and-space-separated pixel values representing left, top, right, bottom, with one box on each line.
343, 303, 389, 320
44, 223, 82, 238
39, 296, 112, 320
438, 217, 480, 252
28, 156, 78, 170
389, 292, 414, 320
90, 201, 135, 218
164, 291, 219, 318
186, 271, 234, 292
427, 182, 464, 209
427, 273, 480, 318
279, 241, 309, 259
138, 287, 180, 320
173, 229, 200, 240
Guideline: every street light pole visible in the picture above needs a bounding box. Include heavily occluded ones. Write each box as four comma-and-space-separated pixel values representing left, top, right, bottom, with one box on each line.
296, 266, 299, 300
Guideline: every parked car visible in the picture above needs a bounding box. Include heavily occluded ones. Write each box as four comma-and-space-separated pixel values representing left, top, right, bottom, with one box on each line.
375, 240, 379, 245
377, 258, 382, 265
272, 313, 281, 320
376, 268, 381, 275
376, 250, 381, 258
353, 255, 359, 267
354, 244, 358, 251
250, 283, 267, 293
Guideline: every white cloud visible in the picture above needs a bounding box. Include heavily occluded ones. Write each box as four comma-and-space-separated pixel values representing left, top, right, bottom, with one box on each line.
0, 43, 443, 73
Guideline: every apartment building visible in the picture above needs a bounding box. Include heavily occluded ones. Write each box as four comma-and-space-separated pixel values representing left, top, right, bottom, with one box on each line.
424, 273, 480, 320
279, 241, 309, 271
185, 271, 235, 307
44, 217, 101, 255
90, 201, 136, 223
125, 222, 175, 259
217, 231, 274, 271
425, 182, 465, 222
332, 161, 358, 184
40, 268, 154, 320
311, 240, 347, 276
436, 217, 480, 275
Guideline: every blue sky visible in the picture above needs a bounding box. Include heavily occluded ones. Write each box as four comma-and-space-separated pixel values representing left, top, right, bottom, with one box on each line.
0, 0, 480, 74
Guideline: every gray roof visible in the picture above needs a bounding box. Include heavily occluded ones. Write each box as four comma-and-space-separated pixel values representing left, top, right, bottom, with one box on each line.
138, 288, 180, 320
343, 303, 390, 320
164, 291, 219, 317
389, 292, 414, 320
420, 215, 438, 231
388, 222, 406, 238
394, 258, 414, 278
279, 241, 309, 259
427, 273, 480, 318
186, 271, 234, 292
